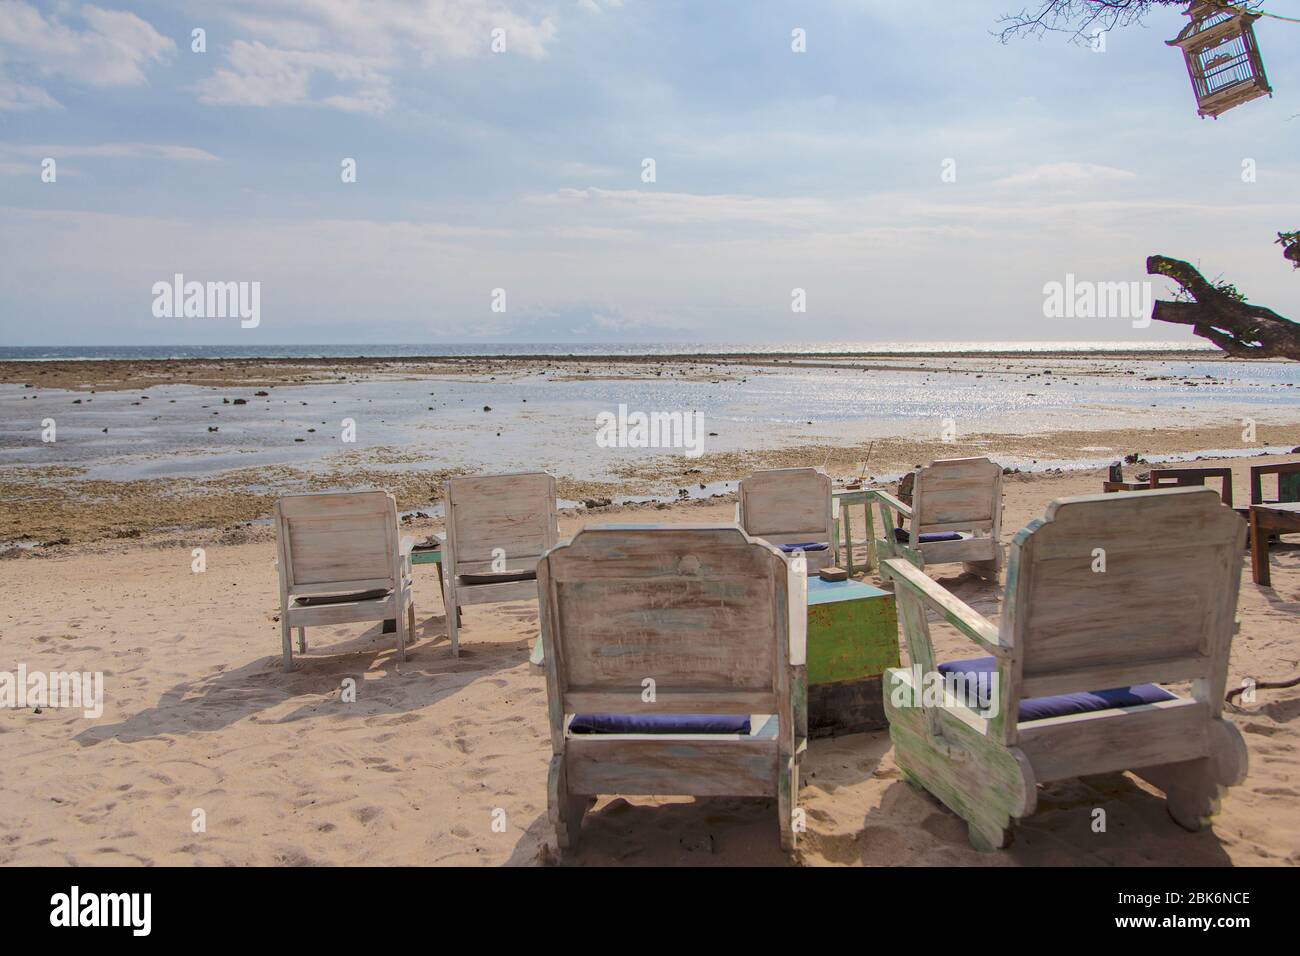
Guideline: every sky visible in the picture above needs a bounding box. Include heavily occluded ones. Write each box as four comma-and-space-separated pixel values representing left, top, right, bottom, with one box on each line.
0, 0, 1297, 346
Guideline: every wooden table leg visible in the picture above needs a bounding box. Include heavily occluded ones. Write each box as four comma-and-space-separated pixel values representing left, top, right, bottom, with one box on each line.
843, 504, 854, 576
1250, 508, 1270, 587
863, 499, 877, 574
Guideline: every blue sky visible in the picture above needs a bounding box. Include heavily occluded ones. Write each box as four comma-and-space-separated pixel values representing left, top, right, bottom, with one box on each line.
0, 0, 1297, 345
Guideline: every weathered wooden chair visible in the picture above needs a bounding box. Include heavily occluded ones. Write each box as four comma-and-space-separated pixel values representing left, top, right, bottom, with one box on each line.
881, 487, 1248, 850
1149, 466, 1234, 506
874, 456, 1004, 579
737, 467, 838, 572
441, 471, 557, 657
537, 525, 808, 853
274, 490, 415, 673
1250, 461, 1300, 505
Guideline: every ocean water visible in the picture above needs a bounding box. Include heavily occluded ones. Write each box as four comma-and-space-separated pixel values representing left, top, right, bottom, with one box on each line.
0, 341, 1216, 362
1, 353, 1296, 485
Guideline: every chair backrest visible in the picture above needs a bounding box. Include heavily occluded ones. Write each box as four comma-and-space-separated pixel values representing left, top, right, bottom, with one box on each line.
537, 526, 805, 719
1149, 466, 1233, 507
737, 468, 832, 547
1001, 487, 1244, 708
444, 471, 557, 575
275, 490, 399, 595
1250, 461, 1300, 504
912, 457, 1002, 535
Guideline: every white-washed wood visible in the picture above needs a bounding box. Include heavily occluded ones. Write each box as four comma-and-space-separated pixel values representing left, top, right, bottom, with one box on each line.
442, 471, 557, 657
876, 457, 1004, 580
737, 468, 836, 571
274, 490, 413, 672
538, 525, 806, 854
882, 486, 1248, 849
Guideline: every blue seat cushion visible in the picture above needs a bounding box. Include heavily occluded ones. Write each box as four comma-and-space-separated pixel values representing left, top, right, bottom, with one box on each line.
937, 657, 1177, 722
778, 542, 828, 553
457, 569, 536, 586
569, 714, 752, 735
893, 528, 963, 544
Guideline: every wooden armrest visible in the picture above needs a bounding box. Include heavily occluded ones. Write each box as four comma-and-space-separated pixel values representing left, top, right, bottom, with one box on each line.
399, 536, 417, 555
874, 490, 912, 518
883, 558, 1005, 656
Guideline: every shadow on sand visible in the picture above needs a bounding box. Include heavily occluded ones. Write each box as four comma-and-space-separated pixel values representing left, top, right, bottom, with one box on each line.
73, 612, 526, 746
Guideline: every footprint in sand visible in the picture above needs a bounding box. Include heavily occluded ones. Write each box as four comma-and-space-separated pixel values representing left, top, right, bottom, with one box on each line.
1242, 721, 1282, 736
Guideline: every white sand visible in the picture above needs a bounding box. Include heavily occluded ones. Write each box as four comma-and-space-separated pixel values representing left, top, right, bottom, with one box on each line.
1, 456, 1297, 866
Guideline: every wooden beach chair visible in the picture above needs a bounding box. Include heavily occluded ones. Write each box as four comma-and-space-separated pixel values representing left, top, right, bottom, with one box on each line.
441, 471, 557, 657
1250, 461, 1300, 506
881, 487, 1248, 850
874, 456, 1003, 579
274, 490, 415, 673
537, 525, 807, 853
1148, 465, 1234, 506
737, 467, 838, 572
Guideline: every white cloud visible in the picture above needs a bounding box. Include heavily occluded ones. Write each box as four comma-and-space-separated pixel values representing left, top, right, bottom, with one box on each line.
198, 1, 560, 113
993, 162, 1138, 188
529, 187, 841, 227
0, 75, 60, 111
0, 1, 173, 109
4, 143, 220, 161
197, 41, 394, 113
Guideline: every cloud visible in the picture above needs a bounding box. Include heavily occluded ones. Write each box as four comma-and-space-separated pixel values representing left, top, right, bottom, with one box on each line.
198, 1, 560, 113
529, 187, 841, 227
0, 75, 61, 111
993, 162, 1138, 188
4, 143, 220, 161
196, 41, 394, 113
0, 1, 173, 109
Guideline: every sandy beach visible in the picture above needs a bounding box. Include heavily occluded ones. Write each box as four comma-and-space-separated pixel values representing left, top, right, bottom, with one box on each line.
1, 440, 1297, 866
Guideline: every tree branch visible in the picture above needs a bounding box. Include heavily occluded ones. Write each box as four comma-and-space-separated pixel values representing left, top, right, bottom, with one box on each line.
1147, 254, 1300, 359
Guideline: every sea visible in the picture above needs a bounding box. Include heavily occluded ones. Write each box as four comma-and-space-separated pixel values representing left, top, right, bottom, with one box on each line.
1, 342, 1296, 487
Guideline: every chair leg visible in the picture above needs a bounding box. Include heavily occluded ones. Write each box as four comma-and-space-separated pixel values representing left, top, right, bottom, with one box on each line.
967, 820, 1011, 852
1136, 758, 1226, 832
296, 627, 307, 654
281, 617, 293, 673
395, 600, 408, 663
548, 754, 589, 852
406, 601, 416, 645
777, 753, 799, 852
446, 594, 460, 658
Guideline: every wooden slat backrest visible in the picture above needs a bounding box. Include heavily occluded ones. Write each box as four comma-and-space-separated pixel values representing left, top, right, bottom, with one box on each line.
912, 457, 1001, 533
1250, 461, 1300, 504
539, 526, 801, 714
1149, 467, 1233, 507
276, 490, 398, 592
738, 468, 832, 543
1001, 488, 1244, 705
445, 472, 557, 573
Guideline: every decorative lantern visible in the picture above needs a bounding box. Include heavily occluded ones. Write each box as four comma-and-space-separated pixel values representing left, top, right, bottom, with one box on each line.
1167, 1, 1272, 118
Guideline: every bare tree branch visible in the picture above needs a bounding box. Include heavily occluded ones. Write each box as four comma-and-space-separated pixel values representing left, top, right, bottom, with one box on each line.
995, 1, 1261, 43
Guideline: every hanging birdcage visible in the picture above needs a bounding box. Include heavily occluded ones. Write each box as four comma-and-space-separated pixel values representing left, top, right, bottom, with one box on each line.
1167, 1, 1272, 118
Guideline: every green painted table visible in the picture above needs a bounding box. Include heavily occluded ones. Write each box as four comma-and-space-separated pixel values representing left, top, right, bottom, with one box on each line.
806, 576, 899, 737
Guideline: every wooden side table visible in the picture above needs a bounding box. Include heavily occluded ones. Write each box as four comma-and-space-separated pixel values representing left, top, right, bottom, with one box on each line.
806, 577, 899, 736
1250, 503, 1300, 586
832, 488, 879, 575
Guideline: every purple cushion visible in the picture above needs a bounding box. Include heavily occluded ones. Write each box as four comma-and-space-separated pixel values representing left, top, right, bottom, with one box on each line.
893, 528, 963, 544
569, 714, 752, 735
937, 657, 1177, 722
778, 542, 828, 553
